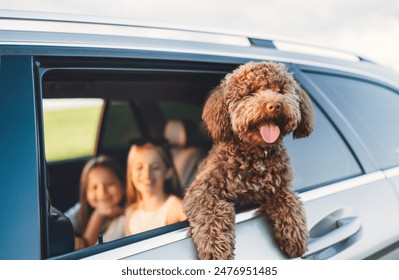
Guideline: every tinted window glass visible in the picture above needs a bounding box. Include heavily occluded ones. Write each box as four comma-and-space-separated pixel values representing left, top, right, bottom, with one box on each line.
284, 104, 362, 191
43, 98, 103, 162
159, 101, 210, 145
307, 73, 399, 169
159, 101, 202, 124
102, 101, 140, 149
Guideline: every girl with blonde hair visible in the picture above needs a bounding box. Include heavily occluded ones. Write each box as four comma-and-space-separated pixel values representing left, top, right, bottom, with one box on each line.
125, 138, 186, 236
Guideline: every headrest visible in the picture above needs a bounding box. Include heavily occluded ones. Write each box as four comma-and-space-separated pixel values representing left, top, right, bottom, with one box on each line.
164, 119, 187, 147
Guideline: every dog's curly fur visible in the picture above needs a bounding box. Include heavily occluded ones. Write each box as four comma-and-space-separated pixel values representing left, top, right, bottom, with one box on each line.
183, 61, 314, 260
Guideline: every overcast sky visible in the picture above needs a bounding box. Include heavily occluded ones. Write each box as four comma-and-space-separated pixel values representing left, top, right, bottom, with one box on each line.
2, 0, 399, 72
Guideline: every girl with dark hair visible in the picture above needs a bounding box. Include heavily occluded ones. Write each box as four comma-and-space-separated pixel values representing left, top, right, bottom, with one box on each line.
65, 155, 126, 250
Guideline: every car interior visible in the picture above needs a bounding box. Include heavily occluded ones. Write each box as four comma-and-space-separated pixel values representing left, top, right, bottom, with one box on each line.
40, 61, 235, 257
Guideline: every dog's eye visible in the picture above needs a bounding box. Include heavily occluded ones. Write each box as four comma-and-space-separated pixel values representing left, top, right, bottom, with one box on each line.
274, 86, 285, 94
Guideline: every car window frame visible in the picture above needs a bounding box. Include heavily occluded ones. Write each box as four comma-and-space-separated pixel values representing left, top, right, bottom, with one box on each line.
36, 55, 238, 259
291, 63, 384, 174
303, 70, 399, 170
283, 100, 363, 193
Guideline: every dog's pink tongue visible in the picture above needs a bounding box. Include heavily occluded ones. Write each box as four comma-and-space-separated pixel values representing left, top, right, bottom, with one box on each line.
260, 123, 280, 143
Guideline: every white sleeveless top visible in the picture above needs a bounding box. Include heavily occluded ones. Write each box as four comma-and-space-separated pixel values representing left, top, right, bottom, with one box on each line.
101, 215, 125, 243
65, 203, 125, 243
127, 196, 176, 235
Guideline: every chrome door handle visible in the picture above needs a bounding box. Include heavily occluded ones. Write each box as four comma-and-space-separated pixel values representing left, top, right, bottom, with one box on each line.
303, 217, 361, 258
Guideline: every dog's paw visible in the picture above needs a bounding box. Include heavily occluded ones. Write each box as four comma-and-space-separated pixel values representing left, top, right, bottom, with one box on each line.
272, 219, 308, 258
198, 250, 235, 260
281, 240, 308, 258
278, 228, 308, 258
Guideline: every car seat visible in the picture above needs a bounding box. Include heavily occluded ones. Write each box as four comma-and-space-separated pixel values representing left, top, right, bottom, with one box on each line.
163, 119, 209, 188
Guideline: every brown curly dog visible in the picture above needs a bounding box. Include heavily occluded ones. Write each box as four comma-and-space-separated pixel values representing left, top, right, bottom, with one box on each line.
183, 61, 314, 260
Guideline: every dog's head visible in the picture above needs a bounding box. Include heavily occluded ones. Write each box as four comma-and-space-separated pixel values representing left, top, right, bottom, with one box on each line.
203, 61, 314, 146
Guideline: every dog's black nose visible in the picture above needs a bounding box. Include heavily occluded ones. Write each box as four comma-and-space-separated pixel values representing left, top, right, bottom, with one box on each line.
266, 102, 281, 113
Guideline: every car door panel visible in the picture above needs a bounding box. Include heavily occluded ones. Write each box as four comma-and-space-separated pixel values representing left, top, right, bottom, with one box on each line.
83, 213, 286, 260
384, 167, 399, 199
0, 56, 43, 259
302, 173, 399, 259
120, 214, 285, 260
81, 172, 399, 260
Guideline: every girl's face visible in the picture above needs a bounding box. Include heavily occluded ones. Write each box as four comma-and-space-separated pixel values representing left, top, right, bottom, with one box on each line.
86, 167, 124, 209
130, 147, 170, 196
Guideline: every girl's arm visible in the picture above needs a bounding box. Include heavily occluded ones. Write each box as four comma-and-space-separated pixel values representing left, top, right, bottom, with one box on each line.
82, 210, 106, 246
83, 204, 122, 247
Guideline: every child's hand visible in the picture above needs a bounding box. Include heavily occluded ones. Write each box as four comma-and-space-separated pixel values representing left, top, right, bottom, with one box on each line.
95, 203, 123, 218
74, 236, 87, 250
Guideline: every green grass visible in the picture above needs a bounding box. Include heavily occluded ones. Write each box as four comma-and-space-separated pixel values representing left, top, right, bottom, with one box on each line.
44, 106, 102, 162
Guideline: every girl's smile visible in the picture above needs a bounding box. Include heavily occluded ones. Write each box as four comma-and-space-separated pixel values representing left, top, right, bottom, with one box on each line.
131, 148, 170, 196
86, 167, 124, 209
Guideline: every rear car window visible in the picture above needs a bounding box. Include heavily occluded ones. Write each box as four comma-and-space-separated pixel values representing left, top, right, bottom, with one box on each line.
43, 98, 103, 162
307, 73, 399, 169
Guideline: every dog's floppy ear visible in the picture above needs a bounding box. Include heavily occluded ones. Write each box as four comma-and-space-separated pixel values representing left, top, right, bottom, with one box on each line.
202, 86, 231, 142
293, 84, 314, 139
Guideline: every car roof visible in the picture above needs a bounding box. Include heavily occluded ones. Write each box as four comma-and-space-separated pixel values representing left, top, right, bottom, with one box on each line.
1, 9, 399, 88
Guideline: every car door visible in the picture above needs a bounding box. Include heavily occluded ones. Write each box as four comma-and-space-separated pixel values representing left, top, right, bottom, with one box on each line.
0, 55, 43, 259
294, 65, 399, 259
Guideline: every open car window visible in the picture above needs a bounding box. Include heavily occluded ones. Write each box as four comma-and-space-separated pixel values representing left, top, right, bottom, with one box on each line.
43, 98, 103, 162
40, 63, 227, 257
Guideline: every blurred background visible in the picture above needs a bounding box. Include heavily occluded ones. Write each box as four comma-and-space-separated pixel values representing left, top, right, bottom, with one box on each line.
1, 0, 398, 72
